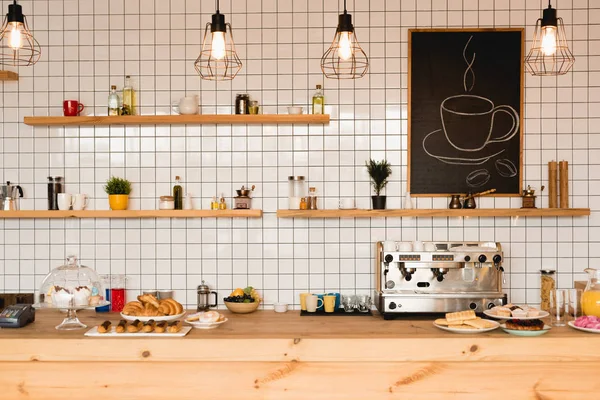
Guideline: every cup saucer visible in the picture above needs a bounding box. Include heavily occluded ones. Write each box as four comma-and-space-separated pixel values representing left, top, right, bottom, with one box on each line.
422, 129, 508, 165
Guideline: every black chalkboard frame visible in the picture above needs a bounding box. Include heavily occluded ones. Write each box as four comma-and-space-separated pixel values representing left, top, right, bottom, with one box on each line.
408, 28, 524, 197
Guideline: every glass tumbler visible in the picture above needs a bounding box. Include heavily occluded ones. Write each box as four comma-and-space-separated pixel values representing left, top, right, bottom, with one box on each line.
567, 288, 583, 321
110, 274, 127, 312
550, 289, 567, 327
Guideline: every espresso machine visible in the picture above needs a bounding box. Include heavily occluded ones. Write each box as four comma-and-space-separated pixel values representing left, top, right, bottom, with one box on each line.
375, 241, 506, 319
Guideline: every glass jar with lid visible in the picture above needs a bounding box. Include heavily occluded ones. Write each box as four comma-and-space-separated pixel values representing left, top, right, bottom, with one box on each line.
288, 176, 306, 210
540, 270, 556, 312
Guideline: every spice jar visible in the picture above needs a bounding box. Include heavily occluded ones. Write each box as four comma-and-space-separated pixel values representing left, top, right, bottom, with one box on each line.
540, 270, 556, 312
308, 187, 318, 210
159, 196, 175, 210
300, 197, 308, 210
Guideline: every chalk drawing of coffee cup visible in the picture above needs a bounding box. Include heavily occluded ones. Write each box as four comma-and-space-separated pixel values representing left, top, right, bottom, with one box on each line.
440, 94, 519, 153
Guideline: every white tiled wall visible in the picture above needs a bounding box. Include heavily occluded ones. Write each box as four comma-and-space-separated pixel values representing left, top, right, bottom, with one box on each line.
0, 0, 598, 308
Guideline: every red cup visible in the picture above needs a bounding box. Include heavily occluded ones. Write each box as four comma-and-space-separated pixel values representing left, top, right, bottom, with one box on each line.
63, 100, 84, 116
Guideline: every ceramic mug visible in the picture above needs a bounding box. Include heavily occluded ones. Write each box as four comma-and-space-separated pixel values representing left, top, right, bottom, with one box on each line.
63, 100, 84, 116
383, 241, 397, 252
57, 193, 73, 210
424, 242, 437, 252
323, 295, 337, 313
305, 295, 323, 312
339, 198, 355, 209
172, 95, 199, 115
327, 292, 341, 309
299, 292, 311, 311
412, 241, 424, 251
314, 293, 325, 310
398, 242, 413, 252
72, 194, 89, 211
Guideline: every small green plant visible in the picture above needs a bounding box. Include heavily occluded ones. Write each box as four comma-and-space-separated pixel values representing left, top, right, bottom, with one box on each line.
104, 176, 132, 195
366, 159, 392, 196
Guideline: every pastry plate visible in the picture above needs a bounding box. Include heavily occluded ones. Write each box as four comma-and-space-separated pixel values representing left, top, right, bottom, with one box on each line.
484, 309, 549, 320
500, 324, 551, 336
85, 326, 191, 337
185, 318, 228, 330
433, 319, 500, 334
567, 321, 600, 334
120, 312, 186, 322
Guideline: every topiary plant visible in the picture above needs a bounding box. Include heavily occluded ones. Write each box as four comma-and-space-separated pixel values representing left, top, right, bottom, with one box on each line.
366, 159, 392, 196
104, 176, 132, 195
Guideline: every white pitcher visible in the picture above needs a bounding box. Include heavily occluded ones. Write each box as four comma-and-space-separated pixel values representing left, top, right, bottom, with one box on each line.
172, 95, 199, 115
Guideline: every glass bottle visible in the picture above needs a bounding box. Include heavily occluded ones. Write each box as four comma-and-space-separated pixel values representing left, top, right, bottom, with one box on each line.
308, 187, 318, 210
582, 268, 600, 317
108, 85, 121, 116
219, 194, 227, 210
210, 196, 219, 210
299, 197, 308, 210
312, 84, 325, 114
540, 270, 556, 312
173, 176, 183, 210
122, 75, 137, 115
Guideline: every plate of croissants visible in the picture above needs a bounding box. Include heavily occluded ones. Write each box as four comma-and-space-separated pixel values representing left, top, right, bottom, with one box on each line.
120, 294, 185, 322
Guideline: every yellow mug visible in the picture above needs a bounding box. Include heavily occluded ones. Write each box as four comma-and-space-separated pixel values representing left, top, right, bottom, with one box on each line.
299, 293, 311, 311
323, 295, 336, 313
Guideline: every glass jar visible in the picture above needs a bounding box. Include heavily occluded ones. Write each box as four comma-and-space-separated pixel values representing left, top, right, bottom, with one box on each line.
288, 176, 306, 210
308, 186, 318, 210
583, 268, 600, 317
235, 93, 250, 114
540, 270, 556, 312
159, 195, 175, 210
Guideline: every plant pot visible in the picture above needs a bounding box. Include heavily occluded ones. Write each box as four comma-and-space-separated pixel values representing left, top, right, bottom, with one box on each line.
109, 194, 129, 210
371, 195, 386, 210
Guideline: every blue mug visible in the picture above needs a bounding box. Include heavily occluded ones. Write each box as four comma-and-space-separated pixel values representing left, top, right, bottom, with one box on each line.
327, 292, 341, 310
314, 294, 325, 310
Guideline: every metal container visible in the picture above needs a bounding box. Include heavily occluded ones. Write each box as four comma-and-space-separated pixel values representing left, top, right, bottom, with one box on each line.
47, 176, 63, 210
0, 182, 23, 211
235, 93, 250, 115
288, 176, 306, 210
197, 280, 218, 312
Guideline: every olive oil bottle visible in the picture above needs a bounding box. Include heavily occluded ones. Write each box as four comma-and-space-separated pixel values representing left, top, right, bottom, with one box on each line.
173, 176, 183, 210
312, 84, 324, 114
122, 75, 137, 115
108, 85, 121, 116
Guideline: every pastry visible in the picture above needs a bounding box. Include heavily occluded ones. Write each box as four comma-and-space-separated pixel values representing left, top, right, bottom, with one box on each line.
116, 320, 127, 333
186, 314, 201, 322
492, 307, 512, 317
526, 308, 540, 317
142, 320, 156, 333
158, 301, 173, 316
199, 311, 220, 323
127, 319, 143, 333
97, 321, 112, 333
505, 319, 544, 331
164, 298, 184, 315
89, 295, 102, 306
155, 321, 167, 333
142, 303, 159, 317
167, 320, 182, 333
122, 301, 144, 316
463, 319, 496, 329
446, 310, 476, 324
73, 286, 91, 307
52, 286, 73, 308
511, 309, 528, 318
138, 294, 160, 309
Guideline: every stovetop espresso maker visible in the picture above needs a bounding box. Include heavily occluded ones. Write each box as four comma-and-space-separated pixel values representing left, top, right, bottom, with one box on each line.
0, 181, 23, 210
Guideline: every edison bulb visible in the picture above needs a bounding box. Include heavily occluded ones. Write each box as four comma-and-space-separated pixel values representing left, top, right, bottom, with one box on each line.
338, 31, 353, 61
211, 31, 226, 60
8, 23, 23, 50
541, 25, 557, 56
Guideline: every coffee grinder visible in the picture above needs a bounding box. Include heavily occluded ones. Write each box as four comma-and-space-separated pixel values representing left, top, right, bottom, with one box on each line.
234, 185, 255, 209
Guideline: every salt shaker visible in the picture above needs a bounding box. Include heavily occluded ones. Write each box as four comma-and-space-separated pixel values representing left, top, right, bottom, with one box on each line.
183, 193, 193, 210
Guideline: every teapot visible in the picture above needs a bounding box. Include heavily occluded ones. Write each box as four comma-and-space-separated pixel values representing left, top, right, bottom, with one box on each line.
172, 95, 199, 115
582, 268, 600, 317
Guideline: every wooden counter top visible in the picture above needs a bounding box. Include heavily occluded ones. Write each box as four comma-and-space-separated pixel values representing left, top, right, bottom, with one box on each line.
2, 310, 600, 399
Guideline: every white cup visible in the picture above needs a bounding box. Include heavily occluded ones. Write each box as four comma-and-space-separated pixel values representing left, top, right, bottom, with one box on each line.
338, 198, 355, 209
412, 241, 424, 251
57, 193, 73, 210
424, 242, 437, 252
383, 241, 397, 252
274, 303, 288, 313
72, 194, 89, 211
305, 295, 323, 312
398, 242, 413, 252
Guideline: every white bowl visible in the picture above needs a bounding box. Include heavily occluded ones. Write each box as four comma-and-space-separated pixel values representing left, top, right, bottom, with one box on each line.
274, 303, 288, 313
185, 318, 228, 330
287, 106, 303, 115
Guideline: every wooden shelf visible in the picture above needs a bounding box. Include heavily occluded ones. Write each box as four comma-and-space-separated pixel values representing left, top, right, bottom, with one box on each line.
23, 114, 330, 126
0, 210, 262, 219
0, 70, 18, 81
277, 208, 591, 218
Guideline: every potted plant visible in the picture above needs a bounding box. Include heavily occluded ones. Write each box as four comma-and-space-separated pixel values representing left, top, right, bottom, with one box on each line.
366, 159, 392, 210
104, 176, 132, 210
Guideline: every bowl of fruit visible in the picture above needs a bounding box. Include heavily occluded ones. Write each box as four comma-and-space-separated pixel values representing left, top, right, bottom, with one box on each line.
224, 286, 261, 314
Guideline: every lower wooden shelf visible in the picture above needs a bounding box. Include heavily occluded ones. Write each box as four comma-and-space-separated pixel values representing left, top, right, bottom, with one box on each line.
277, 208, 591, 218
0, 210, 262, 219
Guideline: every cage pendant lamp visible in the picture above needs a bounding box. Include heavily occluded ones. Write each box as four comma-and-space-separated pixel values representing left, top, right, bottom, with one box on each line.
525, 0, 574, 76
194, 0, 242, 81
321, 0, 368, 79
0, 0, 41, 66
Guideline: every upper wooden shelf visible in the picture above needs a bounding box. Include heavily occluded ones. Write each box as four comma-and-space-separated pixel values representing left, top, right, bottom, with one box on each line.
0, 210, 262, 219
0, 70, 18, 81
277, 208, 591, 218
23, 114, 330, 126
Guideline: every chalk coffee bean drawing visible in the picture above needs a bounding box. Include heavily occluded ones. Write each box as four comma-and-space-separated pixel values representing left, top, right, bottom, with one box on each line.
495, 159, 518, 178
466, 169, 491, 188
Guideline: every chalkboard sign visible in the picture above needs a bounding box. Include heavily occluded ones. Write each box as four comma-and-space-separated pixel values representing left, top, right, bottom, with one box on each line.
408, 29, 524, 196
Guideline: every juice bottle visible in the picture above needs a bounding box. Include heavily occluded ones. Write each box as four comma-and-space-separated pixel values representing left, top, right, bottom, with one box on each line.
582, 268, 600, 317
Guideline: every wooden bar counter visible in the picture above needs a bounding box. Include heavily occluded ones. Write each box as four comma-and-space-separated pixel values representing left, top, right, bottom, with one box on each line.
2, 310, 600, 399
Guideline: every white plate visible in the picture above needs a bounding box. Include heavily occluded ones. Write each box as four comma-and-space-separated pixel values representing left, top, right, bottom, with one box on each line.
120, 312, 186, 322
568, 321, 600, 334
433, 319, 500, 334
85, 326, 191, 337
484, 308, 549, 320
185, 318, 228, 330
500, 323, 551, 336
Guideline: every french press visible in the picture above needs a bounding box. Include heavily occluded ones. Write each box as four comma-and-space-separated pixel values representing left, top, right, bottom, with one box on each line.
197, 280, 218, 312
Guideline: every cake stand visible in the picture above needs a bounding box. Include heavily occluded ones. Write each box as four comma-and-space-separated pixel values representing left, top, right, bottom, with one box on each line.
33, 301, 110, 330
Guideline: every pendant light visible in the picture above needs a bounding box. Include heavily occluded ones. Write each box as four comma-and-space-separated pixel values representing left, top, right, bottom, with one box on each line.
525, 0, 574, 76
194, 0, 242, 81
0, 0, 40, 66
321, 0, 368, 79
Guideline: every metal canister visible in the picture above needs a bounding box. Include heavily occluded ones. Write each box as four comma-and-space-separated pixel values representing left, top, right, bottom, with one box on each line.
235, 93, 250, 114
197, 280, 218, 312
47, 176, 63, 210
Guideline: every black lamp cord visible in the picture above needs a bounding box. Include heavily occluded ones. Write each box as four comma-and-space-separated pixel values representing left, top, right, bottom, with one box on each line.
215, 0, 219, 13
343, 0, 347, 13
